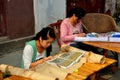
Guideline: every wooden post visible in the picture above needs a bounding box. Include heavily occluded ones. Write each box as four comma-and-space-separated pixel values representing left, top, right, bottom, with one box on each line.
0, 71, 3, 80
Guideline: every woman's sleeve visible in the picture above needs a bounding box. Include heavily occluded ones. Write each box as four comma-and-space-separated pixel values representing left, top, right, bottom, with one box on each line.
60, 22, 76, 42
23, 45, 33, 69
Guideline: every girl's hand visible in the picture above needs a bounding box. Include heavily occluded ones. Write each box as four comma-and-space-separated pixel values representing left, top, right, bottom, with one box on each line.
37, 59, 44, 64
47, 56, 53, 60
37, 56, 53, 65
43, 56, 53, 61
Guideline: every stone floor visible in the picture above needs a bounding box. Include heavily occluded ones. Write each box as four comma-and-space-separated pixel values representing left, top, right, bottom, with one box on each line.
0, 39, 120, 80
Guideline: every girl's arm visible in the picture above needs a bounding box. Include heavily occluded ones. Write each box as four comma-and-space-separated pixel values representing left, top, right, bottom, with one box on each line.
29, 56, 53, 68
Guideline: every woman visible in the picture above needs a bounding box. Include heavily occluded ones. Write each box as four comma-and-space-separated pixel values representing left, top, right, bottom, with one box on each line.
60, 7, 86, 48
60, 7, 99, 53
21, 27, 56, 69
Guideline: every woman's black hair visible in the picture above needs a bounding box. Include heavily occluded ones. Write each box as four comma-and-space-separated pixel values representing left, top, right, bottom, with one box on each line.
68, 7, 86, 19
32, 27, 56, 40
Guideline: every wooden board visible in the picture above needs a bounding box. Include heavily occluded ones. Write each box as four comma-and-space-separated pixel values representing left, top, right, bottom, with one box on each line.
65, 58, 116, 80
4, 75, 32, 80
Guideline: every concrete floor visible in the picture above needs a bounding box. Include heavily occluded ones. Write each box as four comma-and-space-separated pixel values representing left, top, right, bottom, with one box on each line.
0, 40, 120, 80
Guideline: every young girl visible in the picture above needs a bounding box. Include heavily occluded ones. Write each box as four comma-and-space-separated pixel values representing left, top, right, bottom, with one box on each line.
21, 27, 56, 69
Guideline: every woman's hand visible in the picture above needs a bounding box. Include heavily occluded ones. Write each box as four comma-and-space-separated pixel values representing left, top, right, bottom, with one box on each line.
76, 33, 86, 37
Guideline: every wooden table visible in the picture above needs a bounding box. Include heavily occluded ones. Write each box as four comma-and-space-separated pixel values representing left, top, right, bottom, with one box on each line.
82, 41, 120, 53
82, 41, 120, 66
65, 58, 116, 80
1, 57, 116, 80
2, 58, 116, 80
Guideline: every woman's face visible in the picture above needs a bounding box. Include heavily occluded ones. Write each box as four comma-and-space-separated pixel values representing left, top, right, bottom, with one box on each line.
73, 14, 80, 24
40, 37, 54, 49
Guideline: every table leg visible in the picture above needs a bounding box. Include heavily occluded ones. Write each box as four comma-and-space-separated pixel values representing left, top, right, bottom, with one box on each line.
89, 72, 106, 80
103, 49, 119, 67
89, 73, 96, 80
0, 71, 3, 80
103, 49, 108, 57
112, 52, 119, 67
102, 49, 120, 74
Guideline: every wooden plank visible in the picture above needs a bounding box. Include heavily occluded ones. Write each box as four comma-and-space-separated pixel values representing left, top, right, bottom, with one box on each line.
4, 75, 32, 80
68, 73, 87, 79
65, 74, 84, 80
78, 68, 93, 76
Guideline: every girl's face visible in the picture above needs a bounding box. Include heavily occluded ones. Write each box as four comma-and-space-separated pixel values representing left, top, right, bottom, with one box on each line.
39, 37, 54, 49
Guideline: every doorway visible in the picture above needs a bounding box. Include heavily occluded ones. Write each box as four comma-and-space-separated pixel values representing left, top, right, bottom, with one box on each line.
66, 0, 105, 17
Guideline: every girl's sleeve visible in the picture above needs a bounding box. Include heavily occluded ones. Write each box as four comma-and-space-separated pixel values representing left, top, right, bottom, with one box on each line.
23, 45, 33, 69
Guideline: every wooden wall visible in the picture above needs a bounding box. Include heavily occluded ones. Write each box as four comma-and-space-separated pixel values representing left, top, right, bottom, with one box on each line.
0, 0, 34, 40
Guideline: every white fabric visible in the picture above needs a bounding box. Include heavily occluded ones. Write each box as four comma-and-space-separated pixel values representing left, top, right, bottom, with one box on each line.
109, 37, 120, 42
36, 51, 45, 61
74, 37, 89, 42
73, 27, 79, 34
23, 45, 45, 69
74, 37, 109, 42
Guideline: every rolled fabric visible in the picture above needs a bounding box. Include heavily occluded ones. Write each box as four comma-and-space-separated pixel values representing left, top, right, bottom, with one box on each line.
87, 52, 106, 64
60, 45, 70, 52
0, 64, 57, 80
61, 45, 87, 54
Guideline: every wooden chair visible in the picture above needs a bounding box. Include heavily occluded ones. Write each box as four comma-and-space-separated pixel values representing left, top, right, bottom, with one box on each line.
81, 13, 119, 66
81, 13, 118, 33
48, 20, 62, 48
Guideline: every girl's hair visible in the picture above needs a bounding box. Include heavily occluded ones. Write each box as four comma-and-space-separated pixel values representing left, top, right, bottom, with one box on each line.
68, 7, 86, 19
32, 27, 56, 40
